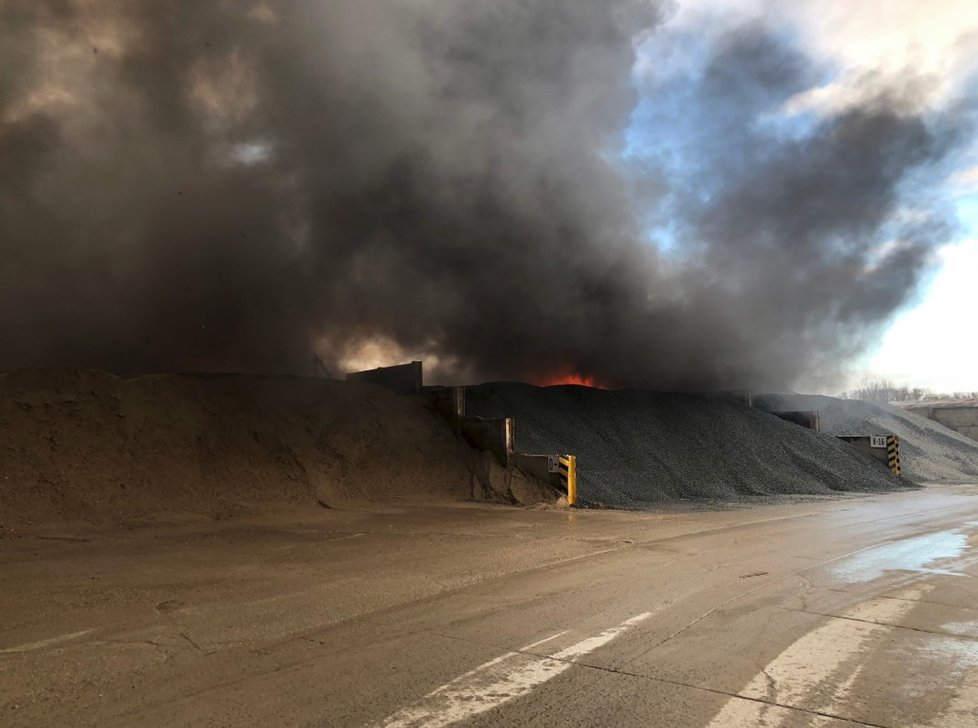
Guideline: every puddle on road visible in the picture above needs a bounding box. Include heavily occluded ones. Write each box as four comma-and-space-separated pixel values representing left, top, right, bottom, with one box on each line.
831, 530, 970, 583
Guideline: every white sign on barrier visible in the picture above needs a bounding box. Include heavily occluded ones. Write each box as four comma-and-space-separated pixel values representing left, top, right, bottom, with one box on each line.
548, 455, 560, 473
870, 435, 887, 449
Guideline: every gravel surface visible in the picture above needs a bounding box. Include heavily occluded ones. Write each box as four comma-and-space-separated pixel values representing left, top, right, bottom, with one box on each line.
465, 383, 910, 506
0, 369, 521, 530
755, 394, 978, 483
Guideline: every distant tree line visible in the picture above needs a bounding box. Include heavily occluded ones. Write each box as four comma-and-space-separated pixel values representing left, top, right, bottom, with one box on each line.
843, 378, 978, 402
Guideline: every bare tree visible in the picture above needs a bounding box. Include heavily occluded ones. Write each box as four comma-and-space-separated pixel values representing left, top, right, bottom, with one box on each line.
924, 391, 978, 401
843, 378, 978, 403
843, 377, 924, 402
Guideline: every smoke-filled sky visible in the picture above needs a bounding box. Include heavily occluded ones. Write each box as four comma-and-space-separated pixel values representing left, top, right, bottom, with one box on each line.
633, 0, 978, 393
1, 1, 975, 391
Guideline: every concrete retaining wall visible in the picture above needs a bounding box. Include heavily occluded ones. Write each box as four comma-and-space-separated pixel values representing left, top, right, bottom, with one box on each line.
460, 416, 513, 466
346, 361, 423, 395
423, 386, 465, 436
837, 435, 901, 475
905, 405, 978, 442
511, 453, 574, 502
511, 453, 558, 485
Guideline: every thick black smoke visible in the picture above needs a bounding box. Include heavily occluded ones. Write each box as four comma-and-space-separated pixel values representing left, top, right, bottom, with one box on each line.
0, 2, 965, 389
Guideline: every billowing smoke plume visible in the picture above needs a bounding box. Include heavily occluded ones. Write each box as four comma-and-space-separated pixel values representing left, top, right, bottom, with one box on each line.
0, 2, 966, 389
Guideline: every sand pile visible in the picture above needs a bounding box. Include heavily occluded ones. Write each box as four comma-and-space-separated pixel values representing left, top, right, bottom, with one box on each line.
755, 394, 978, 483
465, 383, 910, 506
0, 370, 548, 529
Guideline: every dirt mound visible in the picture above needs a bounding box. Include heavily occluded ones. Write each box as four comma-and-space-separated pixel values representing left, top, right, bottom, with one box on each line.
465, 383, 910, 506
755, 394, 978, 483
0, 370, 550, 529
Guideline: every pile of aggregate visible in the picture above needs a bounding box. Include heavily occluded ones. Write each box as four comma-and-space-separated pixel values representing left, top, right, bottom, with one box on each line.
0, 369, 550, 531
465, 383, 910, 507
755, 394, 978, 484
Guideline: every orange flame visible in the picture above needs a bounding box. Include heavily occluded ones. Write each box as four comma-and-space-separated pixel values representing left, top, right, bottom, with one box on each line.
536, 372, 605, 389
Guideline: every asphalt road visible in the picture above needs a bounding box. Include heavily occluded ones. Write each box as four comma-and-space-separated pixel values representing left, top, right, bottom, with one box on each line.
4, 486, 978, 727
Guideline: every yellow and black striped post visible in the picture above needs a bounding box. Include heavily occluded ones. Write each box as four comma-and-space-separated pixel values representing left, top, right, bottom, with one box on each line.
558, 455, 577, 506
886, 435, 902, 476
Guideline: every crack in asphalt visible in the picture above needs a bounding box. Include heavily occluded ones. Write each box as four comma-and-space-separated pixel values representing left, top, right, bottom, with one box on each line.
784, 607, 978, 641
761, 667, 778, 704
824, 587, 978, 611
178, 631, 210, 655
518, 650, 892, 728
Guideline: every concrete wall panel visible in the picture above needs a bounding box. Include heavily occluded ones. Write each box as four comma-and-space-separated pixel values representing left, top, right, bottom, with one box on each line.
346, 361, 423, 395
423, 386, 465, 435
460, 416, 513, 466
901, 403, 978, 443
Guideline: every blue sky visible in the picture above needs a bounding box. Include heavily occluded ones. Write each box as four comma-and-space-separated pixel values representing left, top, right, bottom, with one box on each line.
628, 0, 978, 394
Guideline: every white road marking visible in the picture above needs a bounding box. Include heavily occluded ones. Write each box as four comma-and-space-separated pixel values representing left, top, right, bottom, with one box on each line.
375, 613, 651, 728
706, 586, 930, 727
0, 629, 94, 654
824, 663, 865, 714
521, 630, 569, 650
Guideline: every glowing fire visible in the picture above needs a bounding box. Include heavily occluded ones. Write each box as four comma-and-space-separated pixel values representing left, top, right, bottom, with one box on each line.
537, 372, 605, 389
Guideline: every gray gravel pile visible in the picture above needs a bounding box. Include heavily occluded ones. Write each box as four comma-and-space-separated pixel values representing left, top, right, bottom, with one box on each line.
756, 394, 978, 483
465, 383, 910, 506
0, 369, 521, 530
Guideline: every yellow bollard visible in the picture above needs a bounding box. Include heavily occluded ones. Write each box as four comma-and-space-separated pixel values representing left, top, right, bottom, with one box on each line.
567, 454, 577, 507
559, 455, 577, 507
886, 435, 901, 476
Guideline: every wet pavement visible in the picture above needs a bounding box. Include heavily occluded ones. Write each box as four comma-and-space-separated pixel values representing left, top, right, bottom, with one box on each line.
3, 486, 978, 727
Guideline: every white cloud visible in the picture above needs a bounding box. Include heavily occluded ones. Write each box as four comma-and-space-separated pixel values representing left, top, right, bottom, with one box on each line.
780, 80, 871, 118
863, 237, 978, 392
777, 0, 978, 114
949, 166, 978, 195
781, 1, 978, 82
646, 0, 978, 115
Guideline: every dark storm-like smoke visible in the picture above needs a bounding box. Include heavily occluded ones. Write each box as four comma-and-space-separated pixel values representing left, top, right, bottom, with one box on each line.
0, 2, 966, 389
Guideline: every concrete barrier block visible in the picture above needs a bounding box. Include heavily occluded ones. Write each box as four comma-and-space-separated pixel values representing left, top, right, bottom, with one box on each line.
460, 416, 513, 466
423, 386, 465, 436
511, 453, 555, 483
346, 361, 423, 395
511, 453, 577, 505
837, 435, 901, 475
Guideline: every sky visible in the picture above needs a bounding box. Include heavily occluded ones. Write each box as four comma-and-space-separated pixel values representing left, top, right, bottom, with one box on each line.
3, 1, 975, 394
629, 0, 978, 394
